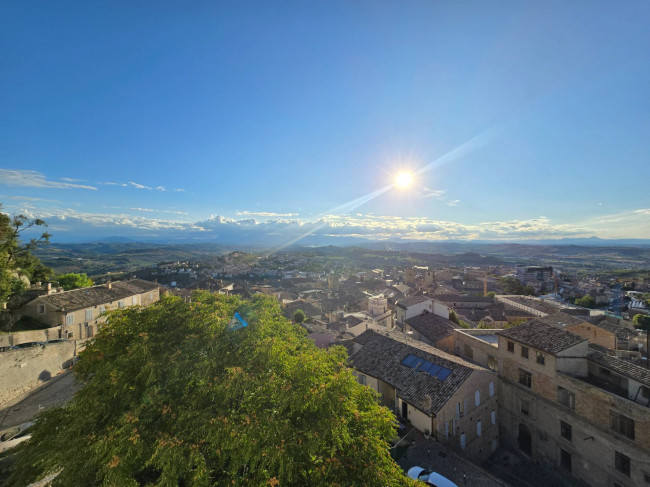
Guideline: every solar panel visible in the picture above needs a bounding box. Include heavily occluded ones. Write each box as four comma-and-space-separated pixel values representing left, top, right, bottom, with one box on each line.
418, 360, 433, 372
428, 364, 442, 377
401, 354, 419, 368
436, 368, 452, 381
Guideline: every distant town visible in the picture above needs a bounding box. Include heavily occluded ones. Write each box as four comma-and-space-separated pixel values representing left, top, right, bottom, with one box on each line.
2, 240, 649, 486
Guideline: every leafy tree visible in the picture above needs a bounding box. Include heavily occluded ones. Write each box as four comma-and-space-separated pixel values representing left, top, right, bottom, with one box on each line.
575, 294, 596, 309
448, 309, 460, 325
0, 204, 51, 329
633, 314, 650, 369
500, 276, 522, 295
522, 285, 537, 296
56, 272, 94, 291
9, 292, 413, 486
486, 291, 496, 299
293, 308, 306, 324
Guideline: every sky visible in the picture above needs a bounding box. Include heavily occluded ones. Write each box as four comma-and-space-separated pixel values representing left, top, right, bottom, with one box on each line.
1, 1, 649, 244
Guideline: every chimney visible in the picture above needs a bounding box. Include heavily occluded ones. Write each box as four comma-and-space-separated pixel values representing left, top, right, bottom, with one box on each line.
107, 282, 112, 290
46, 282, 53, 295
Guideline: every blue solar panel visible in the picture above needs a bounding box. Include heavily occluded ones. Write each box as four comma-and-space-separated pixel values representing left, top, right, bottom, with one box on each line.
418, 360, 433, 372
401, 354, 419, 368
428, 364, 442, 377
436, 368, 452, 381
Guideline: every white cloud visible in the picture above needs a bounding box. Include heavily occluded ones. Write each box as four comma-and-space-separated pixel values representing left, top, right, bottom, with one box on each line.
236, 211, 299, 217
100, 182, 128, 187
0, 169, 97, 190
128, 181, 152, 190
446, 199, 460, 207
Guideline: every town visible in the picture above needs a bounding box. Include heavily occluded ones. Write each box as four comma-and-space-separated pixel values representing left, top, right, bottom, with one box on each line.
1, 243, 649, 486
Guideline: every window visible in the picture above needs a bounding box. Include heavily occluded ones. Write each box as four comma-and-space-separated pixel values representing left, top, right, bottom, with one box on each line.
456, 402, 461, 418
475, 390, 481, 407
560, 449, 572, 471
37, 304, 45, 314
507, 341, 514, 353
520, 398, 530, 416
536, 353, 545, 365
149, 292, 154, 299
85, 309, 93, 320
118, 301, 125, 309
100, 306, 106, 314
615, 451, 631, 477
132, 296, 137, 305
463, 398, 468, 415
610, 411, 635, 440
65, 314, 74, 326
464, 344, 473, 359
558, 387, 575, 410
518, 369, 532, 388
488, 355, 498, 372
491, 410, 496, 425
460, 433, 466, 449
489, 381, 495, 397
521, 346, 529, 359
444, 421, 449, 439
477, 420, 482, 436
357, 374, 366, 386
560, 421, 572, 441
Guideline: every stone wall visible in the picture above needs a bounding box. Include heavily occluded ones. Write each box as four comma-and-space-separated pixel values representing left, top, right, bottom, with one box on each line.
0, 341, 75, 405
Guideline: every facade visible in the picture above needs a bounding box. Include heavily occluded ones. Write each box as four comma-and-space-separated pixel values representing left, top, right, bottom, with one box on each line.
403, 312, 457, 353
395, 296, 433, 327
497, 320, 650, 487
348, 330, 499, 461
22, 279, 160, 341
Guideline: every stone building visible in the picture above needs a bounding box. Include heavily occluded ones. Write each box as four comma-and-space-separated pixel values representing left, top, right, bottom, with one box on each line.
21, 279, 160, 341
347, 330, 499, 462
497, 320, 650, 487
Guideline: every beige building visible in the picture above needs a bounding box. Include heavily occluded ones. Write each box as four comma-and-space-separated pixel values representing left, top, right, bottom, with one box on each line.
22, 279, 160, 341
497, 320, 650, 487
348, 330, 499, 462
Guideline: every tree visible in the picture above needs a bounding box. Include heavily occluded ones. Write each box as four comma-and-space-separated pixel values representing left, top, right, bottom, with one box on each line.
0, 204, 51, 330
293, 308, 306, 324
500, 276, 522, 295
9, 293, 414, 486
486, 291, 496, 299
633, 314, 650, 369
56, 272, 94, 291
448, 309, 460, 325
575, 294, 596, 309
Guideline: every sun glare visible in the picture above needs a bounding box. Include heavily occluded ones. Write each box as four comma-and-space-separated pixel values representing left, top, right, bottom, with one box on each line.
395, 171, 413, 189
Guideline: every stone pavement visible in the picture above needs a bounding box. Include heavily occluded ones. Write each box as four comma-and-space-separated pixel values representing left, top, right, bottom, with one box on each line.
398, 427, 512, 487
0, 370, 80, 429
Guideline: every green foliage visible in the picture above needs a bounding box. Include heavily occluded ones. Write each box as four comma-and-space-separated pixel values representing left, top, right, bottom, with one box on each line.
500, 276, 522, 294
9, 292, 413, 486
633, 313, 650, 330
448, 310, 460, 325
457, 320, 471, 329
575, 294, 596, 309
486, 291, 496, 299
292, 309, 306, 324
0, 204, 51, 311
56, 272, 94, 291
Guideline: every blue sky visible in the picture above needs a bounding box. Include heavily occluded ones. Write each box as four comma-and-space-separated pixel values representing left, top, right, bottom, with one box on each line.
1, 1, 649, 243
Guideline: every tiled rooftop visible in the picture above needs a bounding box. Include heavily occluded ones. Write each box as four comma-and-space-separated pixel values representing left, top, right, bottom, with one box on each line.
587, 344, 650, 387
34, 279, 159, 312
348, 330, 484, 414
498, 319, 587, 354
404, 312, 456, 344
396, 295, 431, 309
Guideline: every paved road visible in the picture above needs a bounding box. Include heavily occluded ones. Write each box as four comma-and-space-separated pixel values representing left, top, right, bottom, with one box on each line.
0, 371, 80, 429
398, 427, 512, 487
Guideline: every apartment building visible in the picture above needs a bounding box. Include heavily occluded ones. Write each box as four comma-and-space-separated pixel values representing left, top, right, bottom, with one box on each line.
497, 320, 650, 487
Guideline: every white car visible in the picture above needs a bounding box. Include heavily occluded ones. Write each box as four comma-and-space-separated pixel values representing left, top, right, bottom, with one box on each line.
0, 422, 34, 453
407, 466, 458, 487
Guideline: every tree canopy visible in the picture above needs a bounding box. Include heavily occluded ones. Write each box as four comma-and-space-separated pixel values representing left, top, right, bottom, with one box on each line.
292, 308, 306, 324
9, 292, 413, 486
56, 272, 94, 291
575, 294, 596, 309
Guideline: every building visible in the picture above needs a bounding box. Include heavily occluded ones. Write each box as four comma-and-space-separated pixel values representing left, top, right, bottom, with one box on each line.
515, 266, 554, 293
395, 296, 433, 327
21, 279, 160, 341
347, 330, 499, 461
497, 320, 650, 487
403, 312, 457, 353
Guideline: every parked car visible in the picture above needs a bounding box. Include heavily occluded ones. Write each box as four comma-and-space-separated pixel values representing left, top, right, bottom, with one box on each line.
407, 467, 458, 487
0, 422, 34, 453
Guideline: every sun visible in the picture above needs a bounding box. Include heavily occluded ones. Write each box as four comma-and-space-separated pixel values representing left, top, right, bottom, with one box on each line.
395, 171, 413, 189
